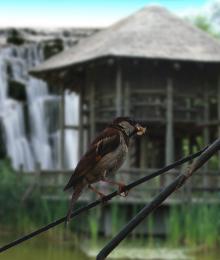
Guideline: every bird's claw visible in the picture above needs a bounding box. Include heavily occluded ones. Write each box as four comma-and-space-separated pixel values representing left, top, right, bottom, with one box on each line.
118, 184, 129, 197
99, 194, 108, 206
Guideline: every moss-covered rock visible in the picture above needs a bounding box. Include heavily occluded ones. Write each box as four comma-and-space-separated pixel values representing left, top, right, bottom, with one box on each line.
7, 29, 25, 46
43, 38, 64, 60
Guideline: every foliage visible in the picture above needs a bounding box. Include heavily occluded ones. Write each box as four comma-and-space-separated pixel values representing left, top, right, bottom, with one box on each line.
43, 39, 64, 60
0, 160, 26, 226
167, 204, 220, 249
0, 160, 67, 232
1, 159, 220, 250
192, 15, 220, 38
146, 214, 154, 247
167, 206, 182, 246
88, 207, 100, 246
111, 203, 119, 236
7, 29, 25, 45
194, 16, 214, 34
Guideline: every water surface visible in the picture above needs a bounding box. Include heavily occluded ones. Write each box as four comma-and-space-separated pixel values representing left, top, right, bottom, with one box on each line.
0, 235, 88, 260
0, 236, 219, 260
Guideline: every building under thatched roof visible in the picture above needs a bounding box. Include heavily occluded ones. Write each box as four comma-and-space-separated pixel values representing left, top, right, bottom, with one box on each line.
30, 6, 220, 195
31, 5, 220, 76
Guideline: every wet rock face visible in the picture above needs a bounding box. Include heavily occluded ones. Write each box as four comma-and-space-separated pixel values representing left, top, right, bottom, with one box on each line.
0, 122, 6, 158
43, 38, 64, 60
8, 80, 27, 101
7, 29, 25, 46
0, 28, 99, 171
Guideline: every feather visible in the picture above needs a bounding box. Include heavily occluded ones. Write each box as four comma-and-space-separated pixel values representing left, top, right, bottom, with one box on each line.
63, 117, 146, 225
65, 182, 85, 224
64, 128, 120, 191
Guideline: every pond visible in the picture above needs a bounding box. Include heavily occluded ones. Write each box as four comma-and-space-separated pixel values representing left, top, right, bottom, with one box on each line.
0, 234, 219, 260
0, 238, 89, 260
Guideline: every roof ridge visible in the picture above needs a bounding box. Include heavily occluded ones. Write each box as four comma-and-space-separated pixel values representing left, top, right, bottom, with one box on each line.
30, 5, 220, 74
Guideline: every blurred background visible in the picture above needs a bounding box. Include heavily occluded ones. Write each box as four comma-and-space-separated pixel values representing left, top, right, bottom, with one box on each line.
1, 0, 220, 259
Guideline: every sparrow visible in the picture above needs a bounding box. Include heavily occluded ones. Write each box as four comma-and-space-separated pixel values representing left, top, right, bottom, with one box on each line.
64, 117, 146, 223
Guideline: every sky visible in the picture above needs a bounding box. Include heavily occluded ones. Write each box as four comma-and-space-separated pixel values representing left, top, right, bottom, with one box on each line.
0, 0, 214, 28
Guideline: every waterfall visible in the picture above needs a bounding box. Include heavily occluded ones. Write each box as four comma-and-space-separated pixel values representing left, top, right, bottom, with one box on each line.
0, 38, 79, 171
64, 91, 79, 169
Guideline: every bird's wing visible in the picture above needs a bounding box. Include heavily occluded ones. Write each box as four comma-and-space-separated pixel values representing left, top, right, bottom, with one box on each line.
64, 128, 120, 191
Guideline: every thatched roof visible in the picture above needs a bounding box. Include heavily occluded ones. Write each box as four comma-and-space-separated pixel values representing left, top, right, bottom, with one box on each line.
31, 6, 220, 74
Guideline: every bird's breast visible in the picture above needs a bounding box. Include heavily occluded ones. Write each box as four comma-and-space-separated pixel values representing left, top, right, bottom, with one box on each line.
87, 133, 128, 184
99, 133, 128, 173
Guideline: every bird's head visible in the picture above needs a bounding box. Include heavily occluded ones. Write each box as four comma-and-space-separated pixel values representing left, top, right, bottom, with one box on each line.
112, 117, 146, 137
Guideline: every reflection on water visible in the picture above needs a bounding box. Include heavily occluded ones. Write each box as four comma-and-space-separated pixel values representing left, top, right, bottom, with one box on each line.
0, 238, 88, 260
0, 235, 219, 260
194, 251, 220, 260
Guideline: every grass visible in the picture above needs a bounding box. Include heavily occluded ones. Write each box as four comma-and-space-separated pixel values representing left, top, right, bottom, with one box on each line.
88, 207, 100, 246
0, 159, 27, 227
167, 206, 182, 247
1, 158, 220, 251
0, 159, 68, 235
146, 214, 154, 247
167, 204, 220, 249
110, 203, 128, 237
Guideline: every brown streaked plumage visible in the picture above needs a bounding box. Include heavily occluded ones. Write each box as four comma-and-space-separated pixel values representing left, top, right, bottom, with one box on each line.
64, 117, 146, 223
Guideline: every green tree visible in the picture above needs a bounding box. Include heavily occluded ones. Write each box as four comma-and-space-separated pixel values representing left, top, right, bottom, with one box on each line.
193, 15, 219, 38
194, 16, 213, 33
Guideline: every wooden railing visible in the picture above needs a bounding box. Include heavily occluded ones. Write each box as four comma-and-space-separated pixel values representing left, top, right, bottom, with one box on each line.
18, 167, 220, 204
93, 89, 207, 124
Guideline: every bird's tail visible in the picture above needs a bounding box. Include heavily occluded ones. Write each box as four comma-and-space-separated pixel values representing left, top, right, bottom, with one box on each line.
65, 183, 85, 225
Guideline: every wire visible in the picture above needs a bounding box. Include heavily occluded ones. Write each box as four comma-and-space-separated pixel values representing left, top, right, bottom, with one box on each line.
97, 174, 186, 260
0, 146, 207, 253
97, 139, 220, 259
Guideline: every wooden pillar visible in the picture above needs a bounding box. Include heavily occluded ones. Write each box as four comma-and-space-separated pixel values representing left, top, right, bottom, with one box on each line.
218, 76, 220, 169
186, 134, 195, 202
140, 138, 148, 169
124, 81, 130, 169
124, 81, 130, 116
116, 63, 122, 116
203, 88, 210, 189
78, 84, 84, 158
203, 94, 210, 146
165, 78, 174, 165
90, 80, 96, 140
59, 86, 65, 169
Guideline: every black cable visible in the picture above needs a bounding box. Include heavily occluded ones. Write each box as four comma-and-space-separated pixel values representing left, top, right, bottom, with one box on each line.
97, 174, 186, 260
126, 145, 207, 190
97, 140, 220, 259
0, 146, 207, 253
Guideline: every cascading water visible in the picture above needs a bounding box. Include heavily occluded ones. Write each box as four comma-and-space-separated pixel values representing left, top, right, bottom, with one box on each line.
27, 78, 54, 170
0, 47, 35, 171
0, 33, 81, 171
64, 92, 79, 169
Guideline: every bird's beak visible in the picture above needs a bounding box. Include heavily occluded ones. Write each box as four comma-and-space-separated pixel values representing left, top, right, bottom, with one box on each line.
135, 124, 146, 136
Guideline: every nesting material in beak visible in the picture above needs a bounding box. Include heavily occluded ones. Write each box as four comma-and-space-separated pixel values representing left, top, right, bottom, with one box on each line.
135, 124, 146, 136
